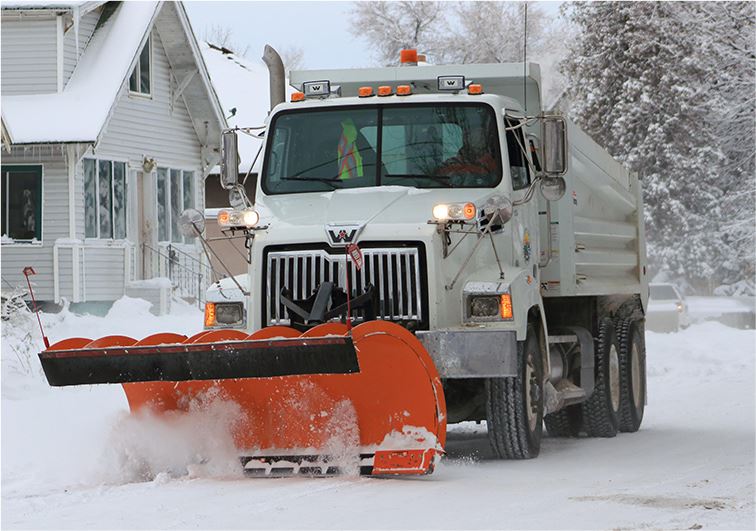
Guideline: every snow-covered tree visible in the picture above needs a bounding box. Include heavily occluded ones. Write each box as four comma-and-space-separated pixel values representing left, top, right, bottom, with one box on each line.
561, 2, 736, 290
349, 1, 571, 100
679, 2, 756, 287
348, 1, 450, 65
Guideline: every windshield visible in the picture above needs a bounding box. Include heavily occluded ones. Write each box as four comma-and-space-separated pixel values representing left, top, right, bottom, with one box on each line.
650, 285, 679, 300
262, 103, 502, 195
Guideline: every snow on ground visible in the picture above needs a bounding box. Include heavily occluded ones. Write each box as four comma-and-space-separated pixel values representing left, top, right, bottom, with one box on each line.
2, 298, 754, 529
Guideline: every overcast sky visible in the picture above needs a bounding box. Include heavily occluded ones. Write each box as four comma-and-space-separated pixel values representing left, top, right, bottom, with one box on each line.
184, 1, 563, 70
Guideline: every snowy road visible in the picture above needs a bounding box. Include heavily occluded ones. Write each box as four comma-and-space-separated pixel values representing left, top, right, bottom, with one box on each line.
2, 300, 754, 529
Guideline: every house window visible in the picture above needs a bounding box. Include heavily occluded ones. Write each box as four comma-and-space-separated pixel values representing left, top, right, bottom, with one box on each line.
1, 165, 42, 242
84, 159, 127, 239
129, 36, 151, 96
157, 167, 195, 243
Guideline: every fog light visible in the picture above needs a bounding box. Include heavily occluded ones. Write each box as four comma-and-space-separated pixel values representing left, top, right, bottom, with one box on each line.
470, 296, 500, 317
215, 302, 244, 325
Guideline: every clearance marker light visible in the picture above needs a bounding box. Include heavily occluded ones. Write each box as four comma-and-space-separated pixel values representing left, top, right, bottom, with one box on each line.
377, 85, 392, 97
467, 84, 484, 95
291, 91, 305, 102
358, 86, 374, 97
396, 85, 412, 96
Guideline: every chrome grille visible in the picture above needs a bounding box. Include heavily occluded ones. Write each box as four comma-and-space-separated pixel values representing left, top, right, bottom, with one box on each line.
265, 247, 423, 325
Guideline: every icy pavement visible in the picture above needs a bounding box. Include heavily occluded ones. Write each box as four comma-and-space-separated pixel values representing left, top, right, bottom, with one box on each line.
1, 298, 754, 529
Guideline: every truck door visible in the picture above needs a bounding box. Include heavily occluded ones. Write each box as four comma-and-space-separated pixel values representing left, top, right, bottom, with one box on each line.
506, 119, 539, 278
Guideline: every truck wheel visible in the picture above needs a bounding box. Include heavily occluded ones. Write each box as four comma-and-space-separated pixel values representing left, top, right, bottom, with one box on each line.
544, 406, 582, 437
486, 325, 543, 459
581, 318, 620, 437
616, 318, 646, 432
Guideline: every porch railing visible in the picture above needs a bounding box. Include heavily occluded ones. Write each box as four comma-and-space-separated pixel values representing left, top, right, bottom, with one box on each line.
142, 243, 216, 307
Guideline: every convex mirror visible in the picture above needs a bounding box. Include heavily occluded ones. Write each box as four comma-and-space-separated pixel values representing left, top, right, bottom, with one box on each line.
220, 130, 239, 189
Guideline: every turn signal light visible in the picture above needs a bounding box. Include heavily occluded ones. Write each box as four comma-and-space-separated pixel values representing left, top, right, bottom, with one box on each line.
377, 85, 392, 97
204, 302, 216, 327
500, 294, 513, 320
467, 84, 483, 95
291, 91, 305, 102
396, 85, 412, 96
358, 86, 374, 97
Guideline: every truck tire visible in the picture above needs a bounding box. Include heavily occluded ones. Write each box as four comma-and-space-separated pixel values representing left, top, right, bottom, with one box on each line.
581, 318, 620, 437
544, 406, 582, 437
486, 325, 543, 459
616, 318, 646, 432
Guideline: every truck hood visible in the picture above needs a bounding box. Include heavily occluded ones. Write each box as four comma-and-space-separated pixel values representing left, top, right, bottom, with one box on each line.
206, 274, 249, 301
256, 186, 498, 228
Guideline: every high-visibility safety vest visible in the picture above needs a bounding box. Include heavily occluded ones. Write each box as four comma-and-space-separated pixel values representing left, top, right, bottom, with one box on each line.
337, 119, 364, 180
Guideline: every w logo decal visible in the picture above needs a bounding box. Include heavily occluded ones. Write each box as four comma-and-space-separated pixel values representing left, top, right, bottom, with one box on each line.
325, 224, 362, 246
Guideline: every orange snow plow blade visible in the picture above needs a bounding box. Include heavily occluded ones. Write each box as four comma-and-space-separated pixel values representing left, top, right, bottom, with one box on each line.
39, 321, 446, 476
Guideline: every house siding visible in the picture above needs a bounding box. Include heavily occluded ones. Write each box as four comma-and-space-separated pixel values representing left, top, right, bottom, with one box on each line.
63, 9, 100, 86
1, 147, 71, 301
95, 29, 203, 171
1, 16, 58, 95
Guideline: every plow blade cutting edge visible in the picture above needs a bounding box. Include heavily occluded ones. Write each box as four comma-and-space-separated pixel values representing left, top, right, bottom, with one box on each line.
39, 321, 446, 476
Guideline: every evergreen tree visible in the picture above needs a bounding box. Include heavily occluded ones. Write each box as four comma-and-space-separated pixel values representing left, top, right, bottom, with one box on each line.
562, 2, 729, 290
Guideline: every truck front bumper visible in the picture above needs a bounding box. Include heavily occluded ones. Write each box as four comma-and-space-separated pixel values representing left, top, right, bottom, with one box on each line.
416, 329, 518, 378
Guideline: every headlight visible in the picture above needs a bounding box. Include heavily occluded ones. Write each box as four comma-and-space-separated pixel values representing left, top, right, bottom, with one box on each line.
432, 202, 476, 221
204, 302, 245, 328
676, 302, 684, 313
218, 208, 259, 228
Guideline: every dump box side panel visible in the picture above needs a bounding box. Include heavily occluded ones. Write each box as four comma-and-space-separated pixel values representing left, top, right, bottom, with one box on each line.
540, 119, 647, 300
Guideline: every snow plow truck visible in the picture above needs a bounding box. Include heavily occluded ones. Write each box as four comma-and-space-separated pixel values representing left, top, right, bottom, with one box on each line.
39, 47, 649, 477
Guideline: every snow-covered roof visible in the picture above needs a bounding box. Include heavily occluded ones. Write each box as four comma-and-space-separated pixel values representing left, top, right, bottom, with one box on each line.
1, 1, 102, 13
199, 42, 272, 173
1, 1, 159, 145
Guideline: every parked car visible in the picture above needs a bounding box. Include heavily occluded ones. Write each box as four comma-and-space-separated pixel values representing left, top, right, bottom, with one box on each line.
647, 283, 691, 332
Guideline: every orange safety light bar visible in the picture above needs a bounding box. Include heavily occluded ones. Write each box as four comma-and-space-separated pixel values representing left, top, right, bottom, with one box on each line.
291, 91, 305, 102
377, 85, 392, 97
400, 49, 418, 64
467, 84, 483, 95
500, 294, 513, 320
204, 302, 216, 327
358, 86, 374, 97
396, 85, 412, 96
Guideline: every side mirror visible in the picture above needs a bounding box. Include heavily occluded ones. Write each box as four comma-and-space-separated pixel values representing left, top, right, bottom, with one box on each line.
178, 208, 206, 238
541, 116, 567, 176
540, 177, 566, 202
482, 195, 513, 225
220, 130, 239, 189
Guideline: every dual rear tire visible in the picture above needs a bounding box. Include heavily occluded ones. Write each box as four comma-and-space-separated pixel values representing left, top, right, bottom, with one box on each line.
486, 317, 646, 458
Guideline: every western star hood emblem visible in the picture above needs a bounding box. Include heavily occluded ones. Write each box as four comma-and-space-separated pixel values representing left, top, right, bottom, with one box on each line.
325, 224, 363, 246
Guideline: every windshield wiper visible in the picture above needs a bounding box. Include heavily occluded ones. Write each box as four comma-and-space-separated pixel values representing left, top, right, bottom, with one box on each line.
281, 176, 341, 190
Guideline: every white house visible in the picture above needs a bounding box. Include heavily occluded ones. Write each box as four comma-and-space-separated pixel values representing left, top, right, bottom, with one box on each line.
0, 1, 226, 310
